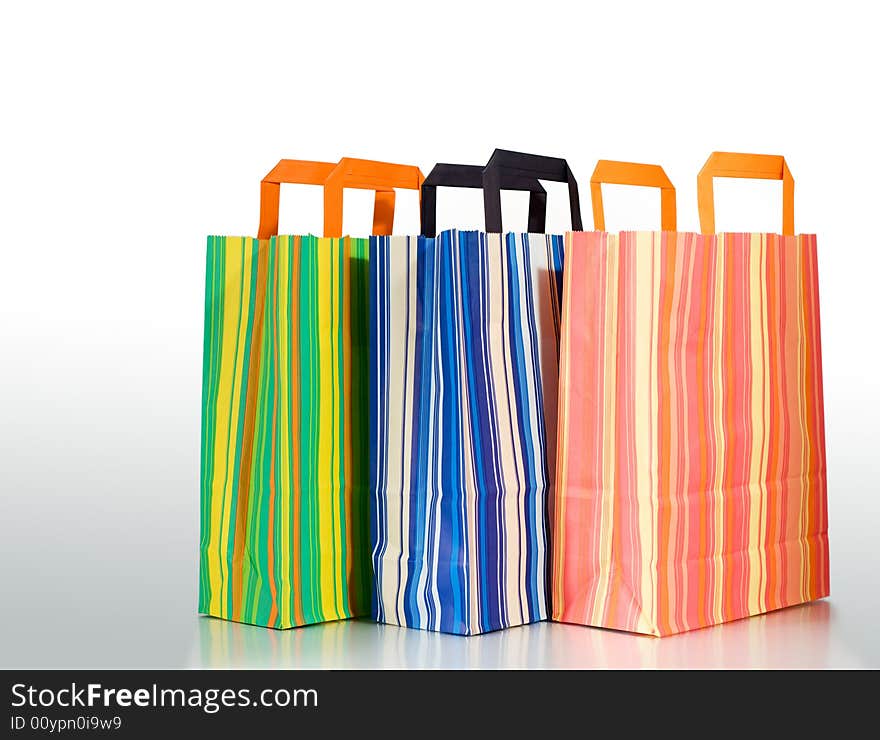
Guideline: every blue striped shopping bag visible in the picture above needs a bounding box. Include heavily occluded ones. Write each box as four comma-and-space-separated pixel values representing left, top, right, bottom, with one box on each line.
369, 151, 583, 634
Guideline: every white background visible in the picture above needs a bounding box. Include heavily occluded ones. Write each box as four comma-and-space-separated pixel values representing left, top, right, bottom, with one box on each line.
1, 0, 877, 668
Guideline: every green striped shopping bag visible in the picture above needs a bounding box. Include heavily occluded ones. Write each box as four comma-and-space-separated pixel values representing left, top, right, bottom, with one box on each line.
200, 157, 423, 628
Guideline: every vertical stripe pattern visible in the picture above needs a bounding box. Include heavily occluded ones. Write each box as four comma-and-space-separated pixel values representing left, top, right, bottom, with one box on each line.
552, 230, 829, 636
369, 230, 564, 635
200, 234, 370, 628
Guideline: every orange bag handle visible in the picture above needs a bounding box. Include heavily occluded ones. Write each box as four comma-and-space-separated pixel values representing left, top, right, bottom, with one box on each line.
590, 160, 676, 231
323, 158, 425, 238
698, 152, 794, 236
257, 159, 397, 239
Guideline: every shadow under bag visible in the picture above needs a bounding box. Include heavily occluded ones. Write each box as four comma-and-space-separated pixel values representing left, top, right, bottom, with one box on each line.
369, 150, 582, 634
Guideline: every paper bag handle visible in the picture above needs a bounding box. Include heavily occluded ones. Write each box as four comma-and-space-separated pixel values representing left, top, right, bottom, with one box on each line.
590, 160, 676, 231
257, 159, 398, 239
420, 163, 547, 238
697, 152, 794, 236
481, 149, 583, 233
323, 158, 424, 238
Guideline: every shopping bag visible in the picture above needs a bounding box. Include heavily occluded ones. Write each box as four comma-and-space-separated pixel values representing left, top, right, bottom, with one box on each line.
200, 157, 423, 628
552, 154, 829, 636
370, 150, 582, 634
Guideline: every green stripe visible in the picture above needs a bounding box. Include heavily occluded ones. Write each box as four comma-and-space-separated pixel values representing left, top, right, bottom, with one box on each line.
199, 236, 220, 612
331, 238, 342, 617
350, 237, 370, 613
287, 237, 296, 615
298, 235, 314, 623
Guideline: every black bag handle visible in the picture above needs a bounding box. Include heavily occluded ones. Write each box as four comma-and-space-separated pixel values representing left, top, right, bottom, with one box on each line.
482, 149, 583, 233
420, 163, 547, 237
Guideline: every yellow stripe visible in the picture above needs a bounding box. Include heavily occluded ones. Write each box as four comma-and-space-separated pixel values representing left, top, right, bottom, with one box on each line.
333, 238, 346, 617
633, 232, 659, 635
793, 240, 811, 602
647, 232, 662, 635
316, 237, 336, 619
341, 237, 354, 616
278, 237, 292, 627
747, 234, 769, 614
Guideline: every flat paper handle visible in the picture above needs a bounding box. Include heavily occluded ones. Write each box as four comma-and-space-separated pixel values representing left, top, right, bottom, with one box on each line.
482, 149, 583, 233
697, 152, 794, 235
420, 163, 547, 237
257, 159, 396, 239
590, 160, 676, 231
323, 158, 424, 238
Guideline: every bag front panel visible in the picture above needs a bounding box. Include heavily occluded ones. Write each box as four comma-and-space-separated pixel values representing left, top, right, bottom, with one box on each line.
553, 231, 828, 636
370, 231, 563, 634
200, 235, 370, 628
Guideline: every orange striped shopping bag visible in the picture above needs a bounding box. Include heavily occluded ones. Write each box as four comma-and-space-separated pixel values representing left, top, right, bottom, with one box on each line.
552, 154, 829, 636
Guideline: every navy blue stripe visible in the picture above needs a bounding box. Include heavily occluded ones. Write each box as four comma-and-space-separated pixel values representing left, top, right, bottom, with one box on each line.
368, 236, 385, 622
503, 233, 535, 625
436, 232, 466, 632
422, 238, 441, 630
403, 235, 435, 627
369, 230, 561, 634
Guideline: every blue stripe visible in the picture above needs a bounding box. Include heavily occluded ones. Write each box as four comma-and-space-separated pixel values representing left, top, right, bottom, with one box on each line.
504, 233, 536, 625
436, 233, 466, 632
370, 231, 561, 635
368, 235, 384, 622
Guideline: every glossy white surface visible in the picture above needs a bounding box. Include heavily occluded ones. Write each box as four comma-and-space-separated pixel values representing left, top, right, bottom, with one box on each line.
190, 601, 865, 670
